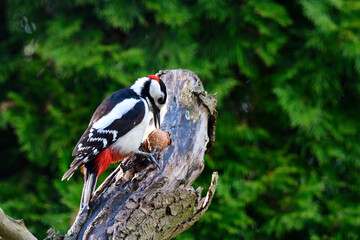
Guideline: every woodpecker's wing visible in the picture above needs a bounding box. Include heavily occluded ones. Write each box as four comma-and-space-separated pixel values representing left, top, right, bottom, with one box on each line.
62, 90, 146, 180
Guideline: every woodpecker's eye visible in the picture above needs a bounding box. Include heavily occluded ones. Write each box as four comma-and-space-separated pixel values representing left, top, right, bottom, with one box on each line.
158, 97, 164, 104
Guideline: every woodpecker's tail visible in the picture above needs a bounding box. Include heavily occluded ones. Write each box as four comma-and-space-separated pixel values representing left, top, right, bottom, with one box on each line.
61, 168, 76, 181
80, 167, 98, 209
61, 157, 84, 181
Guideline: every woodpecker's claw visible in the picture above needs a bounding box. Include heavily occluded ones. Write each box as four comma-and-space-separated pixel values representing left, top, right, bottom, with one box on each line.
148, 146, 161, 169
148, 154, 161, 169
136, 146, 161, 169
151, 146, 160, 153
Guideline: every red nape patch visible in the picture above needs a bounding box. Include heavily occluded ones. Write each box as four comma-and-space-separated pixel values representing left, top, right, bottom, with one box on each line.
94, 148, 131, 177
147, 75, 160, 82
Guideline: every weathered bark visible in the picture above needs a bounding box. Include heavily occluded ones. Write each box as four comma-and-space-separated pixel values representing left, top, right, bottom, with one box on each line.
0, 207, 37, 240
61, 69, 218, 240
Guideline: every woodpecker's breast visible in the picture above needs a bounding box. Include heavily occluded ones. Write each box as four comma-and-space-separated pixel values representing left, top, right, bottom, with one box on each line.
110, 98, 150, 154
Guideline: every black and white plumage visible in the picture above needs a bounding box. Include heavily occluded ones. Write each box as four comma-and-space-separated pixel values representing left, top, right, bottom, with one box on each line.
62, 75, 167, 209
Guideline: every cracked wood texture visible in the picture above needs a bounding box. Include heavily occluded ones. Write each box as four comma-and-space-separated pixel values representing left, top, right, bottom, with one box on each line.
63, 69, 218, 240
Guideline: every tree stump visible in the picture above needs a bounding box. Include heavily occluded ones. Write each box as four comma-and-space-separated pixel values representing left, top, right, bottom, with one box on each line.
63, 69, 218, 240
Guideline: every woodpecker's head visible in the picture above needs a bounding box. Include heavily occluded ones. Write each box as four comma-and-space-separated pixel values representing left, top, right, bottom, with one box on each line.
130, 75, 167, 128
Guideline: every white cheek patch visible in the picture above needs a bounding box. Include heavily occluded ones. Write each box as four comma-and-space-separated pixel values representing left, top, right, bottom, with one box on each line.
149, 81, 164, 102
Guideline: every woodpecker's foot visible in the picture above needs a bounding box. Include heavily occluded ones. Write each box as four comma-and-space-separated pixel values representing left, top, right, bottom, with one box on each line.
136, 146, 160, 169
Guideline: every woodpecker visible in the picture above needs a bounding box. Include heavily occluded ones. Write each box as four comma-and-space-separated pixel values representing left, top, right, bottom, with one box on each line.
61, 75, 167, 209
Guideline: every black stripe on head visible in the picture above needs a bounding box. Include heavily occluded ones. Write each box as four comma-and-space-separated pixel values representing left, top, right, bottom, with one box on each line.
140, 79, 151, 99
158, 79, 167, 104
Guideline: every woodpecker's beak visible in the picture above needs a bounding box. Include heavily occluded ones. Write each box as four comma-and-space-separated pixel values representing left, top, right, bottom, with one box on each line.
152, 106, 161, 128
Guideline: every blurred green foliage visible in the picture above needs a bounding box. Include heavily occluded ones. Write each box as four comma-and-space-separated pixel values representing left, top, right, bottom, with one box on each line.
1, 0, 360, 239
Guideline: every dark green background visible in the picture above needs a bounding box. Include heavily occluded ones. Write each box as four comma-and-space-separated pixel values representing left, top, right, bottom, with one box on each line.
1, 0, 360, 239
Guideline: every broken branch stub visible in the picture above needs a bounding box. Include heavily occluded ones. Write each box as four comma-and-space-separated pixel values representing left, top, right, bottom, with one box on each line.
64, 69, 218, 240
0, 207, 37, 240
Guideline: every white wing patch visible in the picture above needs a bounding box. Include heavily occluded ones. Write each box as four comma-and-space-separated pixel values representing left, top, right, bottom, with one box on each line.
92, 98, 140, 129
110, 100, 150, 153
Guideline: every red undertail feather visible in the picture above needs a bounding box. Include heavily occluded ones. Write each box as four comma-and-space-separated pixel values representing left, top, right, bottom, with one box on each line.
94, 148, 131, 176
